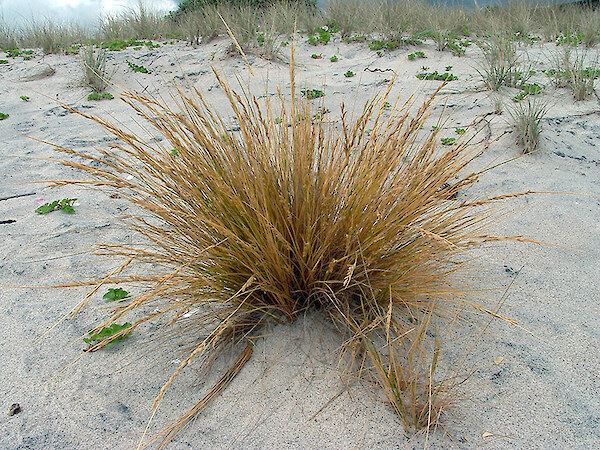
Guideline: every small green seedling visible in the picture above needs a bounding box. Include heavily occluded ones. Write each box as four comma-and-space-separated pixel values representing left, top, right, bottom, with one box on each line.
441, 137, 456, 145
311, 53, 322, 59
408, 51, 426, 60
383, 101, 391, 109
35, 198, 77, 214
376, 51, 383, 57
20, 95, 30, 101
344, 70, 355, 78
171, 148, 179, 156
455, 127, 466, 135
0, 59, 8, 64
103, 288, 129, 301
87, 92, 114, 100
281, 41, 289, 46
0, 112, 9, 120
83, 322, 133, 350
445, 65, 453, 71
301, 89, 325, 99
421, 66, 430, 71
330, 55, 338, 62
126, 60, 149, 73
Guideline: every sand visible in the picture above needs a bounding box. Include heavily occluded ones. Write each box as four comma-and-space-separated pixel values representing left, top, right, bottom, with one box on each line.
0, 36, 599, 449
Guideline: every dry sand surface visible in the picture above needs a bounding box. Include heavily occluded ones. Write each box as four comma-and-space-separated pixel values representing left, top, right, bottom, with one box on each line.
0, 37, 599, 449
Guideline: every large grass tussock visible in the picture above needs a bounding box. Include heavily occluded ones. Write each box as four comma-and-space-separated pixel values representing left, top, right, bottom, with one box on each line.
49, 59, 522, 444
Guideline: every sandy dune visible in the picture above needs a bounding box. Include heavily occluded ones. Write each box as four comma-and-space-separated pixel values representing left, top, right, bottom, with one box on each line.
1, 37, 599, 449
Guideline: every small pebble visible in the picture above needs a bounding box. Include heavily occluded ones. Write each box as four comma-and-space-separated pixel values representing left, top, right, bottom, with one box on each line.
9, 403, 21, 416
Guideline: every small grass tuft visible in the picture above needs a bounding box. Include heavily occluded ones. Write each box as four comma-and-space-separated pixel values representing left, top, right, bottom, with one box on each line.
81, 46, 111, 93
509, 98, 548, 153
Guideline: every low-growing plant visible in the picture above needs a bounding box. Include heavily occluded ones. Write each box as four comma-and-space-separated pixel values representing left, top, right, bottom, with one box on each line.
65, 45, 81, 55
126, 60, 150, 73
308, 26, 331, 45
103, 288, 129, 301
417, 31, 468, 56
416, 71, 458, 81
369, 40, 385, 51
407, 51, 426, 60
455, 127, 466, 135
34, 198, 77, 214
441, 137, 456, 145
344, 70, 355, 77
0, 112, 9, 120
0, 59, 7, 64
83, 322, 133, 351
311, 53, 321, 59
301, 88, 324, 99
509, 98, 548, 153
343, 34, 367, 44
87, 92, 114, 100
512, 83, 543, 102
20, 95, 30, 101
102, 39, 144, 51
330, 55, 338, 62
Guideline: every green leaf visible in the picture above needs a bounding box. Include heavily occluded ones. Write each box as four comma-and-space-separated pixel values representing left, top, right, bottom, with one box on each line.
83, 322, 133, 346
35, 198, 77, 214
103, 288, 129, 301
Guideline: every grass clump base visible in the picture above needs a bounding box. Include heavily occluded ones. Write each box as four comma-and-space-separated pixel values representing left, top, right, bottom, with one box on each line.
48, 59, 524, 446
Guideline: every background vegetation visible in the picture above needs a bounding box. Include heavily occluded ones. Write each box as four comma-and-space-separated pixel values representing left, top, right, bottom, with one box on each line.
1, 0, 599, 52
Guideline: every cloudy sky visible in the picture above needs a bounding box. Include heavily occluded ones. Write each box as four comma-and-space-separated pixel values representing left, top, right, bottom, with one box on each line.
0, 0, 179, 27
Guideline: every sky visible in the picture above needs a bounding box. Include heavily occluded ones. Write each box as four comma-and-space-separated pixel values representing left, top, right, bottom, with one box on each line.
0, 0, 179, 27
